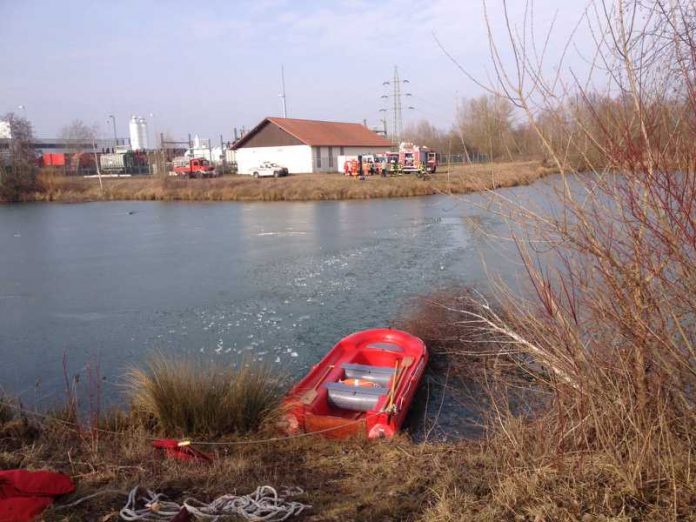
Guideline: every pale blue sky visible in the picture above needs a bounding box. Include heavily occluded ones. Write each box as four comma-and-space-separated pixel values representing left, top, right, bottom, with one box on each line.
0, 0, 590, 140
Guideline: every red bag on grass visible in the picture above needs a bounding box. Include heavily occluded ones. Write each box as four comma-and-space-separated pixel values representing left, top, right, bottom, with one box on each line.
0, 470, 75, 522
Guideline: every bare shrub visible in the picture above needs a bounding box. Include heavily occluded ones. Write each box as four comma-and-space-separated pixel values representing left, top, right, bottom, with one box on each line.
426, 0, 696, 518
0, 113, 37, 202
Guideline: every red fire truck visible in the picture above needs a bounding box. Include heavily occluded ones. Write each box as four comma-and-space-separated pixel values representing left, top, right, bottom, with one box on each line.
170, 157, 218, 178
398, 143, 438, 174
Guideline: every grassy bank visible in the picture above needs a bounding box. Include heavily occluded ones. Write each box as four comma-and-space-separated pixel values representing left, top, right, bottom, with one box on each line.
0, 356, 577, 522
1, 355, 476, 521
24, 160, 552, 203
0, 409, 474, 521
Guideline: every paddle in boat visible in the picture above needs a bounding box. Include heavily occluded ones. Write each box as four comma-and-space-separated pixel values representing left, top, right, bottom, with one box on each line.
281, 328, 428, 439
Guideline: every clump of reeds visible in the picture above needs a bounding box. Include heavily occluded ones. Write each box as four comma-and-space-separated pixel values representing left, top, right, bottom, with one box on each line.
0, 394, 42, 451
128, 355, 283, 437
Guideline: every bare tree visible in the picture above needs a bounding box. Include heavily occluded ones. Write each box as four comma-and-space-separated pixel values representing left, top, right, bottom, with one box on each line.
58, 120, 101, 173
0, 112, 36, 201
59, 120, 99, 143
455, 95, 520, 160
402, 119, 444, 148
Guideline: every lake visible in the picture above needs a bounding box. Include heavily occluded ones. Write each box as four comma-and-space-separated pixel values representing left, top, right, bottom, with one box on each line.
0, 175, 570, 436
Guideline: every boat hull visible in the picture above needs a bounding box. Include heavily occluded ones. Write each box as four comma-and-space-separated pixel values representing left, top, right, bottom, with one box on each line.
282, 328, 428, 440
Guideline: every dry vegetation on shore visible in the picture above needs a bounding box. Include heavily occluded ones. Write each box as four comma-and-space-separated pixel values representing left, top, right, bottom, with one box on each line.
0, 404, 468, 521
0, 349, 510, 521
24, 160, 551, 203
4, 279, 693, 521
3, 269, 694, 521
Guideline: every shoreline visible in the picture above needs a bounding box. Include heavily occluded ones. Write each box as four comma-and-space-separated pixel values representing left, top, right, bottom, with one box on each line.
18, 160, 555, 204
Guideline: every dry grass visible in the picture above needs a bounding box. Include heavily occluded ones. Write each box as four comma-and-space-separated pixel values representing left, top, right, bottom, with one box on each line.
128, 356, 283, 437
0, 395, 473, 521
413, 1, 696, 516
20, 161, 552, 203
395, 290, 545, 424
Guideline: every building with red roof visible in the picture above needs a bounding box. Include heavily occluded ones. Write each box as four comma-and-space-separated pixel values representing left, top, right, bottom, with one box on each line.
232, 117, 393, 174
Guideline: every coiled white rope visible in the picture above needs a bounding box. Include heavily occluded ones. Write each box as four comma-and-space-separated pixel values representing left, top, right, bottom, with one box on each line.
120, 485, 310, 521
120, 488, 181, 520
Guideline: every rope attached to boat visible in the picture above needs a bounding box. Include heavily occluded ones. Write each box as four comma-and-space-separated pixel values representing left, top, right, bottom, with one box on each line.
0, 400, 377, 446
120, 485, 309, 521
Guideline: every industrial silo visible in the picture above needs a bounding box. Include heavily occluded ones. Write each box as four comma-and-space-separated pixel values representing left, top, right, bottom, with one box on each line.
129, 116, 140, 150
138, 117, 149, 150
129, 115, 150, 150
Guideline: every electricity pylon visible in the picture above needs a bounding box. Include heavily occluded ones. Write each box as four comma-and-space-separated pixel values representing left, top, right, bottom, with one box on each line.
381, 66, 413, 145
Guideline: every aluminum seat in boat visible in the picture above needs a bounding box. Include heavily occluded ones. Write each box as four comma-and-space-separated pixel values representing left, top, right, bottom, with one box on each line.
341, 363, 395, 386
325, 381, 387, 412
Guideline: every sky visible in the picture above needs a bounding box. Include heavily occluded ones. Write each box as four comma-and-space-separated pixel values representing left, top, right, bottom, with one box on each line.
0, 0, 591, 141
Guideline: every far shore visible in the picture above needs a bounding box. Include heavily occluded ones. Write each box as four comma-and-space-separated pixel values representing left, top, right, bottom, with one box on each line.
21, 160, 555, 203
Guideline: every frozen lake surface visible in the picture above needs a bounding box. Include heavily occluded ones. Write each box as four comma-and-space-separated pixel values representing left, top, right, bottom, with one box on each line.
0, 175, 572, 437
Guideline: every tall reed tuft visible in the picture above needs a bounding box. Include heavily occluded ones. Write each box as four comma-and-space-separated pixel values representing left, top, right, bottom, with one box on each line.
128, 355, 283, 437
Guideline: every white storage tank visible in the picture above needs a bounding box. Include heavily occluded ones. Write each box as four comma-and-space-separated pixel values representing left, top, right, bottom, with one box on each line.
129, 116, 140, 150
129, 115, 149, 150
138, 117, 149, 150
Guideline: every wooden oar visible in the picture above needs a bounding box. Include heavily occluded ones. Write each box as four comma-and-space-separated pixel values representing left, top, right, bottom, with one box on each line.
301, 364, 334, 405
386, 356, 413, 412
386, 360, 400, 412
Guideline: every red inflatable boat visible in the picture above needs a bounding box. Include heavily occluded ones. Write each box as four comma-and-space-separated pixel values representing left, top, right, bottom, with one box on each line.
282, 328, 428, 439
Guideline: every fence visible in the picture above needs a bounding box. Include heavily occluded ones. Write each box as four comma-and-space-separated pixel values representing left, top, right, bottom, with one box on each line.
438, 153, 490, 165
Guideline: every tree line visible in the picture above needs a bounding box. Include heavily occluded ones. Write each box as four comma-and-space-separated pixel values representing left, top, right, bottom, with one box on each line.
403, 90, 694, 174
402, 95, 534, 162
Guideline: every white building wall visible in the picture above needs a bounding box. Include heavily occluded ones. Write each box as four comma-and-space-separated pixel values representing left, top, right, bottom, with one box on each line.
236, 145, 313, 175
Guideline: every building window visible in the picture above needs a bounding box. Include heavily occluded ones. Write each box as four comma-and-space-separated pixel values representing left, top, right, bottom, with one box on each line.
340, 146, 344, 155
328, 147, 333, 168
315, 147, 321, 169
